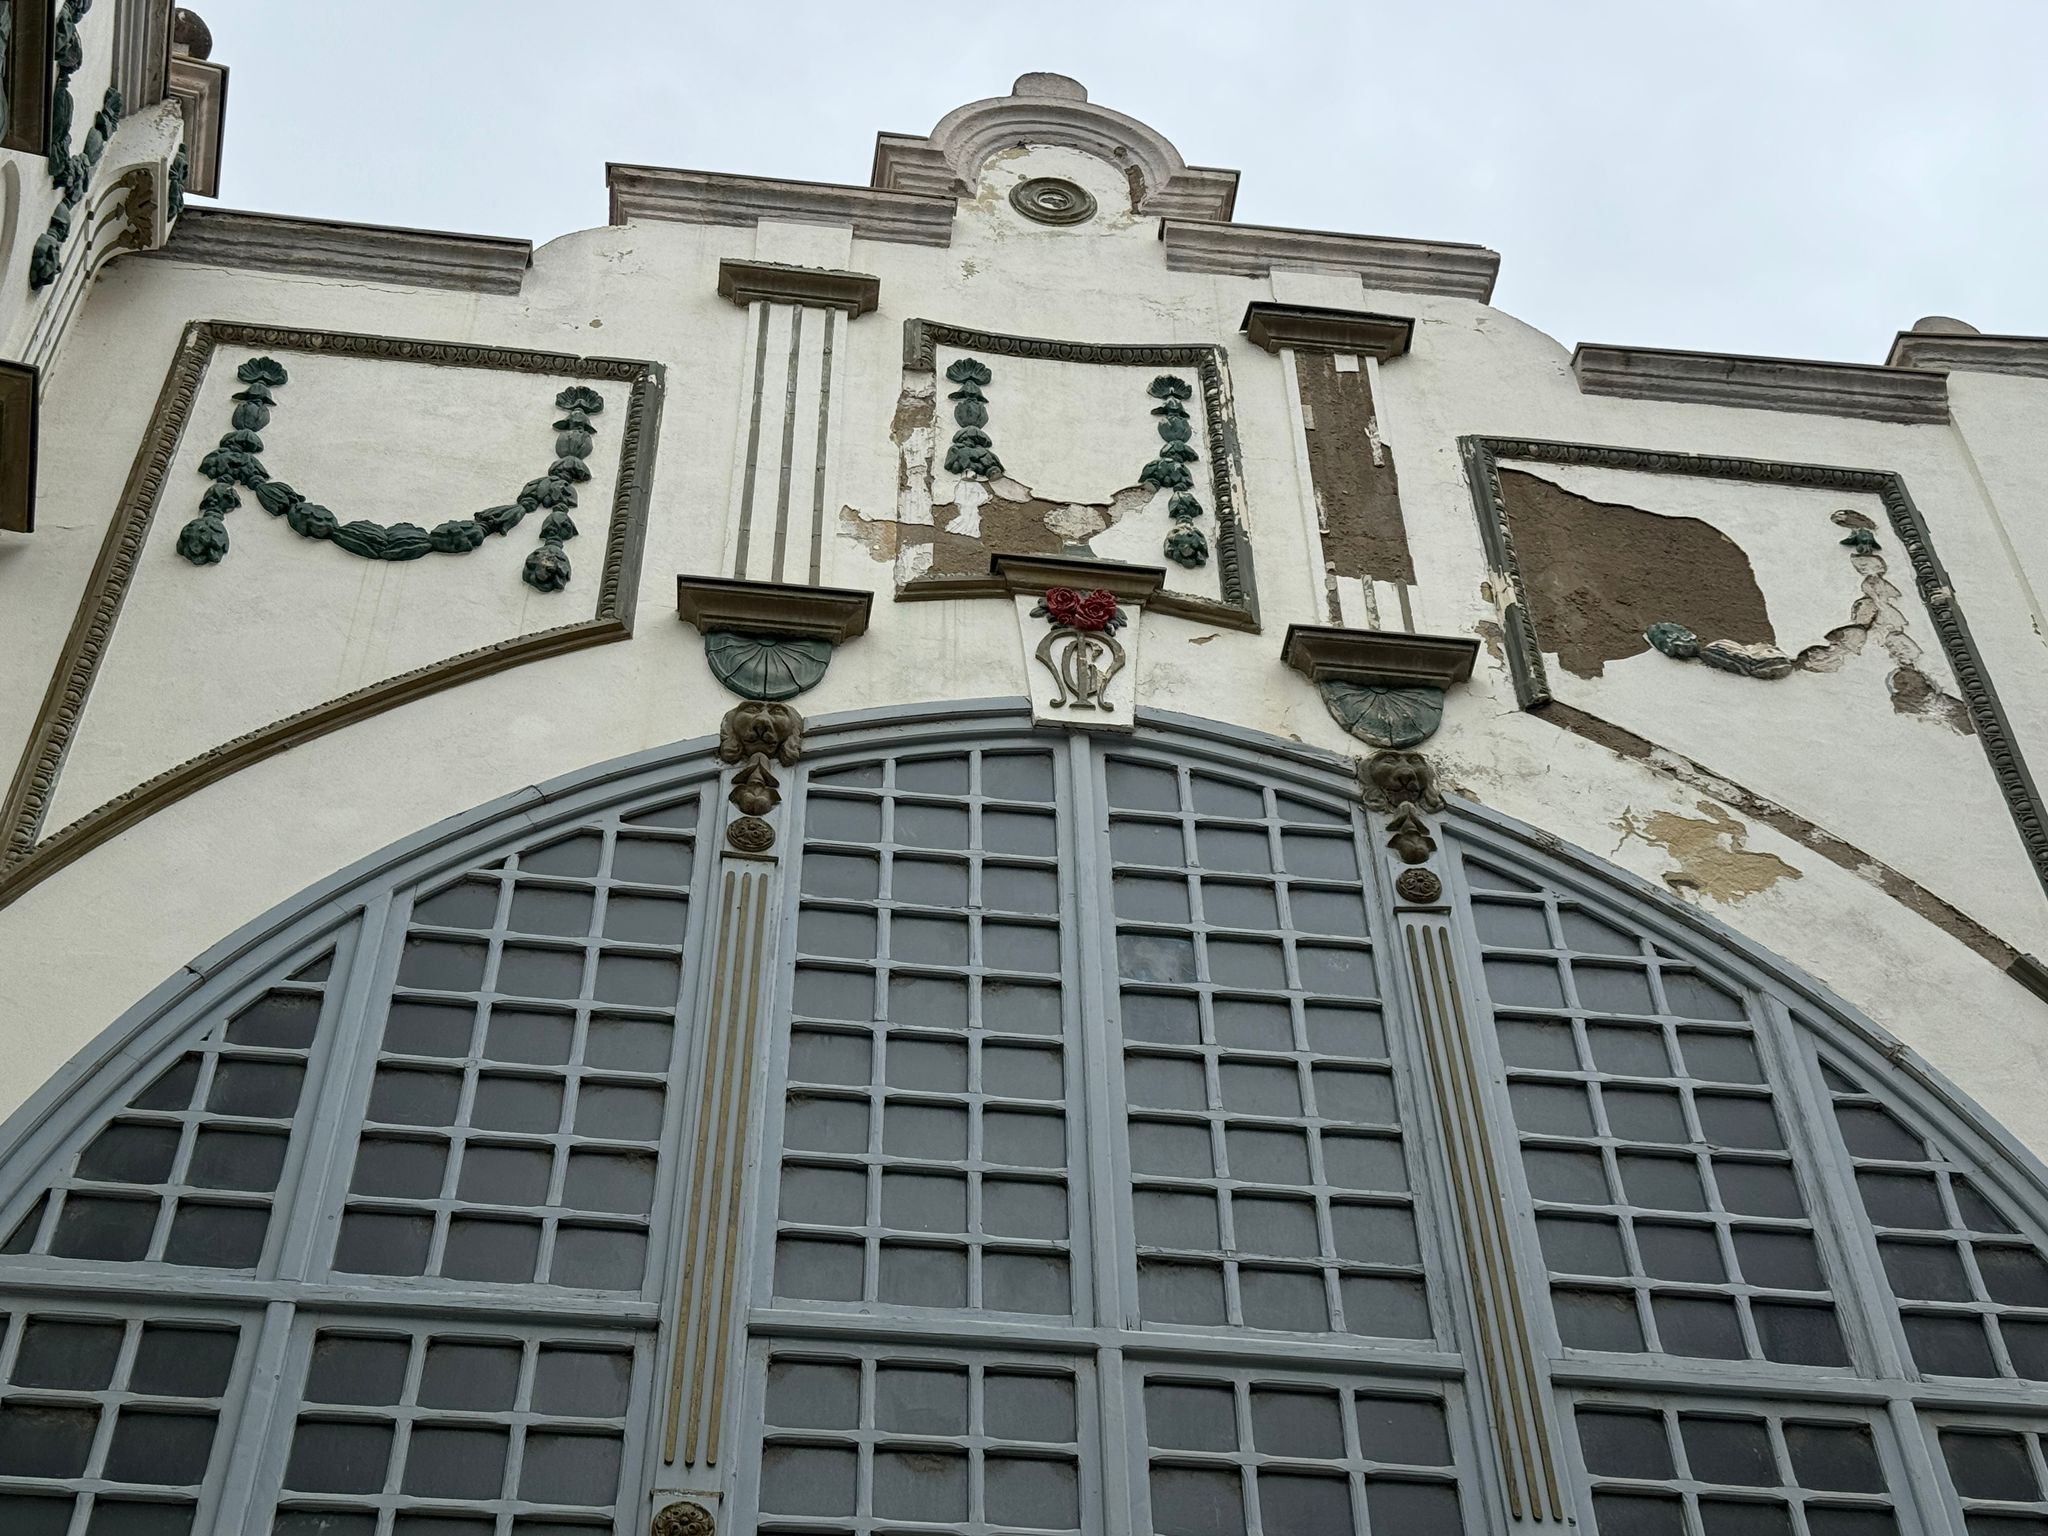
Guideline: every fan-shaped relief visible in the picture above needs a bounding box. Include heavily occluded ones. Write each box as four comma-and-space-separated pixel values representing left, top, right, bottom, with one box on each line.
323, 790, 714, 1295
0, 940, 347, 1275
1456, 845, 1855, 1369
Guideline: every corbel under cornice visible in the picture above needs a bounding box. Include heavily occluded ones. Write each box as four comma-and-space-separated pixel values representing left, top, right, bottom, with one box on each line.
1280, 626, 1480, 690
716, 259, 881, 317
991, 552, 1168, 605
676, 574, 874, 644
1241, 302, 1413, 358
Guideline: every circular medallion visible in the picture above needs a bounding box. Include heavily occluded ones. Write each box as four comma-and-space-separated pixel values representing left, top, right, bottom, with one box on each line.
1395, 868, 1443, 905
726, 815, 776, 854
651, 1503, 714, 1536
1009, 177, 1097, 226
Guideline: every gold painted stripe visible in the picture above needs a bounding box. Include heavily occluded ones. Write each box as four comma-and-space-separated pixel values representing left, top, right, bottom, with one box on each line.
684, 868, 758, 1463
704, 867, 771, 1465
1407, 924, 1531, 1520
664, 867, 741, 1464
1433, 924, 1566, 1519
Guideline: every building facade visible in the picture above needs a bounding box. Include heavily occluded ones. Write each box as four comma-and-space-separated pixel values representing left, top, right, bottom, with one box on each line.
2, 14, 2048, 1536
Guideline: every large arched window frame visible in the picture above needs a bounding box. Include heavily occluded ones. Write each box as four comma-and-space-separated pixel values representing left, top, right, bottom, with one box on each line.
0, 704, 2041, 1536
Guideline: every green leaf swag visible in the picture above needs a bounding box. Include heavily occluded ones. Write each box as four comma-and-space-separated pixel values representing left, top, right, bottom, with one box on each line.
177, 359, 603, 595
942, 356, 1002, 478
30, 0, 124, 290
1141, 375, 1208, 568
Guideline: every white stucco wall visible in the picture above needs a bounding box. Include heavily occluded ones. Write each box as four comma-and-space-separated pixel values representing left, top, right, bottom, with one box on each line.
2, 131, 2046, 1160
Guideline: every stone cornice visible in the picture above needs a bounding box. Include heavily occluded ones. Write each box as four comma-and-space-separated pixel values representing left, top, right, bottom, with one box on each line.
1162, 219, 1500, 302
0, 361, 39, 534
1572, 343, 1949, 424
676, 574, 874, 643
167, 53, 229, 199
1241, 303, 1413, 358
607, 163, 956, 248
1886, 331, 2048, 381
147, 207, 533, 294
716, 259, 880, 317
1280, 626, 1479, 689
991, 553, 1168, 605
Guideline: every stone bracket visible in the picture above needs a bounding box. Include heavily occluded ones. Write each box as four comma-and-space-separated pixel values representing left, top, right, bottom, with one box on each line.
1242, 302, 1413, 359
715, 258, 880, 318
992, 552, 1167, 605
1281, 625, 1479, 689
677, 574, 873, 643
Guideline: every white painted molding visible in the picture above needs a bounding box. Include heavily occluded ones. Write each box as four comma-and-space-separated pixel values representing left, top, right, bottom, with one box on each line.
144, 207, 534, 294
1161, 218, 1500, 302
1573, 343, 1950, 423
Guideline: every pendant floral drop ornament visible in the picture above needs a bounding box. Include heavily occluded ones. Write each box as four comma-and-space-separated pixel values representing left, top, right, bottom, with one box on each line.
1032, 587, 1129, 710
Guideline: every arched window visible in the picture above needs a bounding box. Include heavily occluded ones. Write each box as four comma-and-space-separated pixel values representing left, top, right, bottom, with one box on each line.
0, 709, 2042, 1535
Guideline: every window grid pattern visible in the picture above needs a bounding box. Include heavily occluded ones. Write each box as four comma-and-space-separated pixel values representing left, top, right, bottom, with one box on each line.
273, 1323, 635, 1533
1467, 857, 1846, 1367
0, 1302, 246, 1535
1106, 755, 1423, 1339
1824, 1060, 2048, 1381
3, 951, 335, 1272
333, 799, 701, 1292
1933, 1420, 2048, 1532
754, 1345, 1088, 1534
771, 749, 1074, 1317
1573, 1398, 1902, 1536
1139, 1367, 1463, 1535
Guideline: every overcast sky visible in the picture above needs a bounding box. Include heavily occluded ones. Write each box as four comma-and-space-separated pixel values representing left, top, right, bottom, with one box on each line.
191, 1, 2048, 363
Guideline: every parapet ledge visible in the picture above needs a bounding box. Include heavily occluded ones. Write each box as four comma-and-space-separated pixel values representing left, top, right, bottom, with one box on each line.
1162, 219, 1499, 303
1572, 343, 1950, 424
607, 164, 955, 249
146, 207, 534, 295
1887, 331, 2048, 382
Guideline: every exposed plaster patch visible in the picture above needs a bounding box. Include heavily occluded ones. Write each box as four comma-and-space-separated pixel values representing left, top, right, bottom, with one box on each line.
1473, 619, 1507, 666
1498, 469, 1774, 679
1616, 799, 1800, 903
1297, 352, 1413, 586
1187, 634, 1217, 646
1795, 529, 1973, 735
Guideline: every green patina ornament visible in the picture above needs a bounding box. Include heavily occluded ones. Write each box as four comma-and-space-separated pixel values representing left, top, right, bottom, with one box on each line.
549, 456, 592, 483
430, 519, 486, 553
940, 356, 1003, 479
1645, 621, 1701, 660
254, 480, 302, 515
218, 428, 265, 454
238, 357, 290, 387
199, 484, 241, 515
555, 385, 604, 414
523, 542, 572, 593
381, 523, 433, 561
231, 401, 271, 432
1140, 459, 1194, 492
1320, 682, 1446, 749
1148, 375, 1194, 402
476, 504, 526, 536
944, 358, 992, 388
539, 509, 578, 543
1164, 524, 1209, 568
175, 513, 230, 566
521, 476, 577, 510
330, 520, 390, 559
703, 630, 834, 702
286, 503, 337, 540
1841, 528, 1881, 556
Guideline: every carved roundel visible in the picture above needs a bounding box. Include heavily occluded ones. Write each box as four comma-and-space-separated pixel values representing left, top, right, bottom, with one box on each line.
1010, 177, 1097, 226
1395, 867, 1444, 905
726, 814, 776, 853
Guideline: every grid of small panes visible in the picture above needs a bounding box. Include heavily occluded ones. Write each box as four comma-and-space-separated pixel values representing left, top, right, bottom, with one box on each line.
332, 799, 700, 1291
1467, 856, 1846, 1366
2, 950, 334, 1271
753, 1346, 1087, 1533
1573, 1399, 1903, 1535
1139, 1369, 1464, 1534
270, 1323, 636, 1533
772, 749, 1074, 1316
1825, 1059, 2048, 1380
1934, 1421, 2048, 1533
1106, 755, 1425, 1339
0, 1303, 247, 1535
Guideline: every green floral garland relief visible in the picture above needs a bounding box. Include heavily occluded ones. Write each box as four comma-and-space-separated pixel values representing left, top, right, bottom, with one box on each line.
30, 0, 123, 290
176, 358, 602, 595
1143, 375, 1208, 568
942, 357, 1002, 478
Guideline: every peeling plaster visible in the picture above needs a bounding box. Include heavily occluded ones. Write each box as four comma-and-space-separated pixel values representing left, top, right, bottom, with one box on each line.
1616, 799, 1801, 904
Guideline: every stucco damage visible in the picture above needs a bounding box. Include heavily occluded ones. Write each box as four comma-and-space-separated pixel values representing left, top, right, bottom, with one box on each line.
1615, 798, 1801, 903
